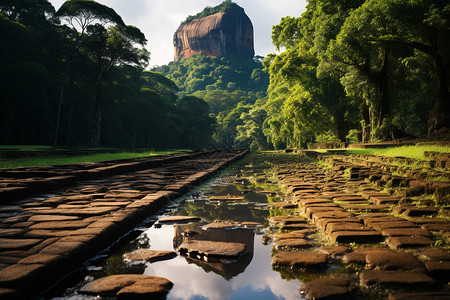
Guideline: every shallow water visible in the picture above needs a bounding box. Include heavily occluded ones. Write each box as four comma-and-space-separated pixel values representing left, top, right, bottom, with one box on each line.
50, 163, 308, 300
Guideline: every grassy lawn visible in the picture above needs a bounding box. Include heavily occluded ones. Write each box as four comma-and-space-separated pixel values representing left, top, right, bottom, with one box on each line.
0, 150, 187, 169
0, 145, 54, 151
345, 144, 450, 160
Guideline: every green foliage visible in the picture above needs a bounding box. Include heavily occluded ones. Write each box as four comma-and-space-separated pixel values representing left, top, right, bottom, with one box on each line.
183, 0, 243, 23
264, 0, 450, 149
0, 0, 215, 150
346, 145, 450, 160
345, 129, 360, 143
316, 131, 340, 143
153, 54, 269, 148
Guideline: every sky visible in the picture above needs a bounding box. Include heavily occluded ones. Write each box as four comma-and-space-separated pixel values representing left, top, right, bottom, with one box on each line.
47, 0, 307, 67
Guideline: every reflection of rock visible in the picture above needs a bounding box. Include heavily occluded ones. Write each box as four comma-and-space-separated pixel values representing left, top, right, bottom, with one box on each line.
123, 249, 177, 263
79, 274, 173, 298
173, 225, 255, 279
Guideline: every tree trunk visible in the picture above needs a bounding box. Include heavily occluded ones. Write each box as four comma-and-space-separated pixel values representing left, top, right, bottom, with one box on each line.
334, 113, 347, 142
428, 52, 450, 135
90, 69, 104, 146
377, 47, 390, 129
53, 84, 65, 146
360, 101, 370, 143
66, 103, 74, 146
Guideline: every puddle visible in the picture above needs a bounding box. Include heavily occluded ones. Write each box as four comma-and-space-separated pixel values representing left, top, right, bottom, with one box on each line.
48, 162, 307, 300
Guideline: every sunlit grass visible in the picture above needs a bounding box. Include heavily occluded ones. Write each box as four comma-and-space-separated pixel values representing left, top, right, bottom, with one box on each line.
0, 150, 186, 168
345, 144, 450, 160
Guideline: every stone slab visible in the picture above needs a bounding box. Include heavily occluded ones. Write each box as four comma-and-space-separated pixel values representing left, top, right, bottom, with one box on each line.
317, 246, 349, 257
300, 278, 350, 300
369, 221, 416, 231
79, 274, 173, 297
388, 236, 433, 249
360, 270, 434, 286
418, 247, 450, 261
272, 251, 327, 269
123, 249, 177, 263
363, 249, 425, 271
274, 238, 313, 249
159, 216, 201, 223
273, 231, 306, 241
331, 230, 383, 244
178, 240, 246, 259
381, 228, 431, 237
0, 239, 42, 251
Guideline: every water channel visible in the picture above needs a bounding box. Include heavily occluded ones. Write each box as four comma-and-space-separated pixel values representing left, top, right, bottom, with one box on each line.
47, 157, 314, 300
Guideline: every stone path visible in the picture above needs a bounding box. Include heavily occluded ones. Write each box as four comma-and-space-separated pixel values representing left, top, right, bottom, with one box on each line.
270, 152, 450, 299
0, 150, 246, 299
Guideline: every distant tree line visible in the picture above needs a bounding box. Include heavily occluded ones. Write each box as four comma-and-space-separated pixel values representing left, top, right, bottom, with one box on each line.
0, 0, 215, 149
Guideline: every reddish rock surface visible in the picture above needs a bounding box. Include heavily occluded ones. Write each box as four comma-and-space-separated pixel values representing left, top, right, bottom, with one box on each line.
173, 9, 254, 61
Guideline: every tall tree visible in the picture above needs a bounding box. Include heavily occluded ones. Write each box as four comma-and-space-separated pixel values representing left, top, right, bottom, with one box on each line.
83, 24, 150, 146
52, 0, 125, 145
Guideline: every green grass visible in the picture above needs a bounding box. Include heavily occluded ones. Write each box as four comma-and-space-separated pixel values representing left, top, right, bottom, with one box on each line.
345, 144, 450, 160
0, 145, 54, 151
0, 150, 186, 168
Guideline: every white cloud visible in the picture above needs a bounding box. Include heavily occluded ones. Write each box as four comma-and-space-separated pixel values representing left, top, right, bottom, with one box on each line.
47, 0, 307, 67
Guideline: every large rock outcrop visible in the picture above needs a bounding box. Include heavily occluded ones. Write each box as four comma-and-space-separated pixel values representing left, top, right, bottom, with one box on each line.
173, 8, 254, 61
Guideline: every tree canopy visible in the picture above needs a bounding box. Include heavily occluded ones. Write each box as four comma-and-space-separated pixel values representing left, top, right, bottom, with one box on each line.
0, 0, 215, 149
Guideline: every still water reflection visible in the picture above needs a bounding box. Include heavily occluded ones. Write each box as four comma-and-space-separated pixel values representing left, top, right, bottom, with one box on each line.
143, 226, 301, 300
53, 165, 305, 300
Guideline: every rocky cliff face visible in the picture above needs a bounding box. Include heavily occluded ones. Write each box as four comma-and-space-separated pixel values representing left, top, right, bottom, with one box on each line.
173, 9, 254, 61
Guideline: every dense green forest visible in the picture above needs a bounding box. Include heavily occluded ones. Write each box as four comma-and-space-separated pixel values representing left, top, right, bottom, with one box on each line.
261, 0, 450, 148
1, 0, 449, 150
0, 0, 214, 149
153, 55, 269, 148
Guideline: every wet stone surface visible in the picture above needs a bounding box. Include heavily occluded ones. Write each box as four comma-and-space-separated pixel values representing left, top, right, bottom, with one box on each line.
1, 151, 450, 299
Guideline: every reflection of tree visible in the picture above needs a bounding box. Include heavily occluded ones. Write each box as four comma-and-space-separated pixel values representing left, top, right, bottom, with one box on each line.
102, 254, 146, 276
180, 201, 269, 225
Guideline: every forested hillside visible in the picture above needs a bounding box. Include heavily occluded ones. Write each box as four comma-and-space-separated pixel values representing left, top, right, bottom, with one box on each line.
153, 55, 269, 148
0, 0, 214, 149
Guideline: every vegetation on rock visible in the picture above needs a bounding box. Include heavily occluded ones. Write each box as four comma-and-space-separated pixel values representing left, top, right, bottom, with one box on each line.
182, 0, 243, 24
